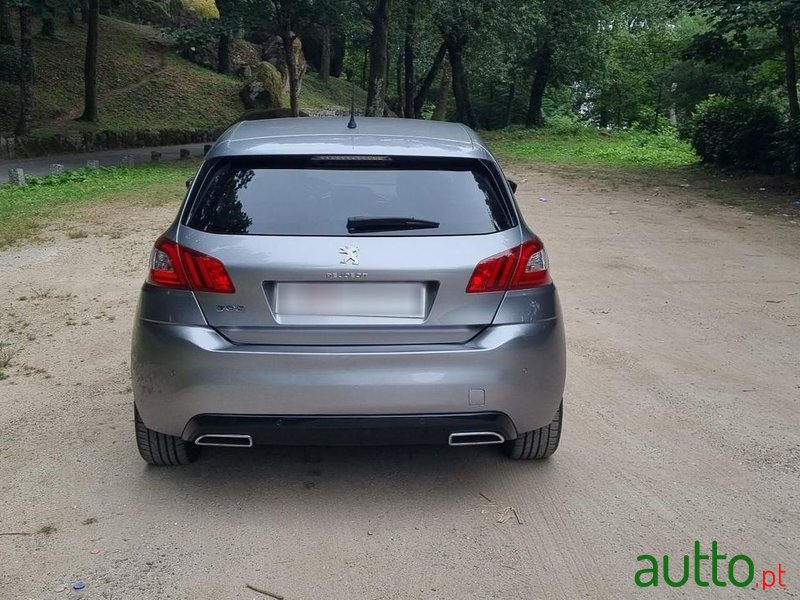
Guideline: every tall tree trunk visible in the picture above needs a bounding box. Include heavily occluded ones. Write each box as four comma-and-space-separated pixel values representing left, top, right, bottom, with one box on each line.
217, 32, 230, 74
413, 41, 446, 118
781, 25, 799, 121
78, 0, 98, 122
66, 0, 76, 25
503, 77, 515, 127
525, 41, 553, 128
319, 26, 331, 82
0, 0, 15, 44
361, 46, 368, 87
365, 0, 390, 116
432, 60, 450, 121
447, 41, 475, 128
395, 48, 403, 117
282, 28, 299, 117
403, 0, 416, 118
15, 2, 33, 135
40, 0, 55, 36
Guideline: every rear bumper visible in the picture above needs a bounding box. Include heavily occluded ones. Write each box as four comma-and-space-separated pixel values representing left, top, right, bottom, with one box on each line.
184, 413, 517, 445
131, 317, 566, 440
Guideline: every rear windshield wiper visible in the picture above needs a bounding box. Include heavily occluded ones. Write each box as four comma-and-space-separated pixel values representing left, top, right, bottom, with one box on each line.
347, 216, 441, 233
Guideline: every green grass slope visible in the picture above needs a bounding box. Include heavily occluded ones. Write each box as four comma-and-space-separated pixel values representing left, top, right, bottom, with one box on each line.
1, 16, 367, 136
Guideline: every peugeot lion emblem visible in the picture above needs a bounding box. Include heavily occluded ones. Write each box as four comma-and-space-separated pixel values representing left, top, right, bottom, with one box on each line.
338, 245, 360, 265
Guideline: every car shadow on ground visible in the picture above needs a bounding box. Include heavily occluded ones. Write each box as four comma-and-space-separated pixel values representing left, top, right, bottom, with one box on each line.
131, 444, 562, 512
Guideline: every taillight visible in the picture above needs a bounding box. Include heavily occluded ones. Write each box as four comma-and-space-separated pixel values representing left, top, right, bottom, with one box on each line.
466, 237, 550, 293
147, 237, 235, 294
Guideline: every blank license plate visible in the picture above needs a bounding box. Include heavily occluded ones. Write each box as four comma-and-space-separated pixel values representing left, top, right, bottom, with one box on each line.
274, 282, 425, 318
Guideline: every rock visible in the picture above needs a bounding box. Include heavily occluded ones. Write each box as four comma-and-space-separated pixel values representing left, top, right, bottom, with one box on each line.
50, 164, 65, 175
261, 33, 307, 95
151, 151, 162, 161
239, 61, 283, 110
86, 160, 100, 169
8, 167, 25, 185
179, 148, 191, 159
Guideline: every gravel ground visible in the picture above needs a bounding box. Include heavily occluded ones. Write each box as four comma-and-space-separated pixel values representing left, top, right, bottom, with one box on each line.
0, 167, 798, 599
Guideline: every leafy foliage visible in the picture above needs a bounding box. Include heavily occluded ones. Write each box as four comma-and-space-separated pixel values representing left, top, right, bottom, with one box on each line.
684, 95, 799, 174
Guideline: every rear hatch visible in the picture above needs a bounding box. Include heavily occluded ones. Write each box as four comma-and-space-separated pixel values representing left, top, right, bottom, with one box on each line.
177, 155, 519, 345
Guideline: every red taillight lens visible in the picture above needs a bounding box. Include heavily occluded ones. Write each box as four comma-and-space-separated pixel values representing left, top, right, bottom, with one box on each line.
147, 237, 235, 294
148, 238, 188, 289
180, 247, 236, 293
466, 237, 550, 293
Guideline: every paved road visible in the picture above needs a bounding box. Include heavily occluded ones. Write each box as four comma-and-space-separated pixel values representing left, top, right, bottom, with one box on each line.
0, 167, 798, 598
1, 143, 209, 181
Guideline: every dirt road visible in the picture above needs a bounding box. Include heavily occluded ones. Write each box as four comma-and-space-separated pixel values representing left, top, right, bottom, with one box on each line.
1, 167, 798, 599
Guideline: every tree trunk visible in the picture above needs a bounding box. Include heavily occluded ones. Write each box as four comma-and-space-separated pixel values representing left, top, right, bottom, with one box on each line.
413, 41, 446, 118
40, 0, 55, 36
217, 32, 230, 74
365, 0, 390, 117
395, 48, 403, 117
403, 0, 416, 118
361, 46, 368, 87
0, 0, 14, 44
15, 2, 33, 135
80, 0, 89, 23
319, 26, 331, 82
525, 41, 553, 128
432, 60, 450, 121
283, 29, 299, 117
447, 41, 475, 128
78, 0, 98, 122
503, 78, 515, 127
781, 25, 799, 121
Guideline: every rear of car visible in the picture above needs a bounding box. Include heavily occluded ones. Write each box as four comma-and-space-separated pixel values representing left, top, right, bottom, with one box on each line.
131, 118, 566, 465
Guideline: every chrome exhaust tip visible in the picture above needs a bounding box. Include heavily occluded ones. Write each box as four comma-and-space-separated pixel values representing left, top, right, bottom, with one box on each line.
448, 432, 505, 446
194, 434, 253, 448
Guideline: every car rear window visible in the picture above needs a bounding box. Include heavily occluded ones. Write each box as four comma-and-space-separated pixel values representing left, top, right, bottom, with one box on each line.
183, 157, 514, 236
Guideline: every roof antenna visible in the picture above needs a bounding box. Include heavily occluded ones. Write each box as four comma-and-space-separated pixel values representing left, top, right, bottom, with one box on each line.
347, 82, 357, 129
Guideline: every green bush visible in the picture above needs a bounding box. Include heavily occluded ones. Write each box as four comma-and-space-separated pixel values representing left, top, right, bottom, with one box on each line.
684, 96, 785, 172
0, 45, 20, 83
770, 120, 800, 176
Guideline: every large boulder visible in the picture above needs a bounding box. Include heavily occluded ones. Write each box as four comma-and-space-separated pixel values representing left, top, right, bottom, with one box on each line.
260, 34, 307, 95
239, 61, 283, 110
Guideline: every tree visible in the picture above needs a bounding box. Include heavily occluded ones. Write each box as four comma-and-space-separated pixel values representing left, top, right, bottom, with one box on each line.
78, 0, 99, 122
522, 0, 604, 127
361, 0, 391, 116
41, 0, 55, 36
402, 0, 416, 117
693, 0, 800, 120
0, 0, 14, 44
433, 0, 496, 127
15, 0, 33, 135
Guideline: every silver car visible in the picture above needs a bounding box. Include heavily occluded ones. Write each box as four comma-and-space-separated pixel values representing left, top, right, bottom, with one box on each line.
131, 117, 566, 465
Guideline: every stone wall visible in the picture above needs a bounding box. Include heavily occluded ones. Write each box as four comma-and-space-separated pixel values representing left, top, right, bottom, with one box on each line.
0, 127, 225, 160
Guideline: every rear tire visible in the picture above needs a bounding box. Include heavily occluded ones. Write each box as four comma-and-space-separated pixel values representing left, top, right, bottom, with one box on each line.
503, 402, 563, 460
135, 407, 200, 465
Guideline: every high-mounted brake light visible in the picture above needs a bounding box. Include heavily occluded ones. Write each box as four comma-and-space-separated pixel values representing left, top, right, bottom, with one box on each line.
147, 237, 235, 294
466, 237, 550, 293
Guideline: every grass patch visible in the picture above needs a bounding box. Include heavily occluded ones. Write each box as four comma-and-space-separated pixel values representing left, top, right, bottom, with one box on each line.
0, 162, 195, 248
483, 126, 699, 169
299, 75, 369, 111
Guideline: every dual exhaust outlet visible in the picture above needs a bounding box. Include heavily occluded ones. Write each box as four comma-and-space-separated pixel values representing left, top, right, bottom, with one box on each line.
194, 432, 505, 447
